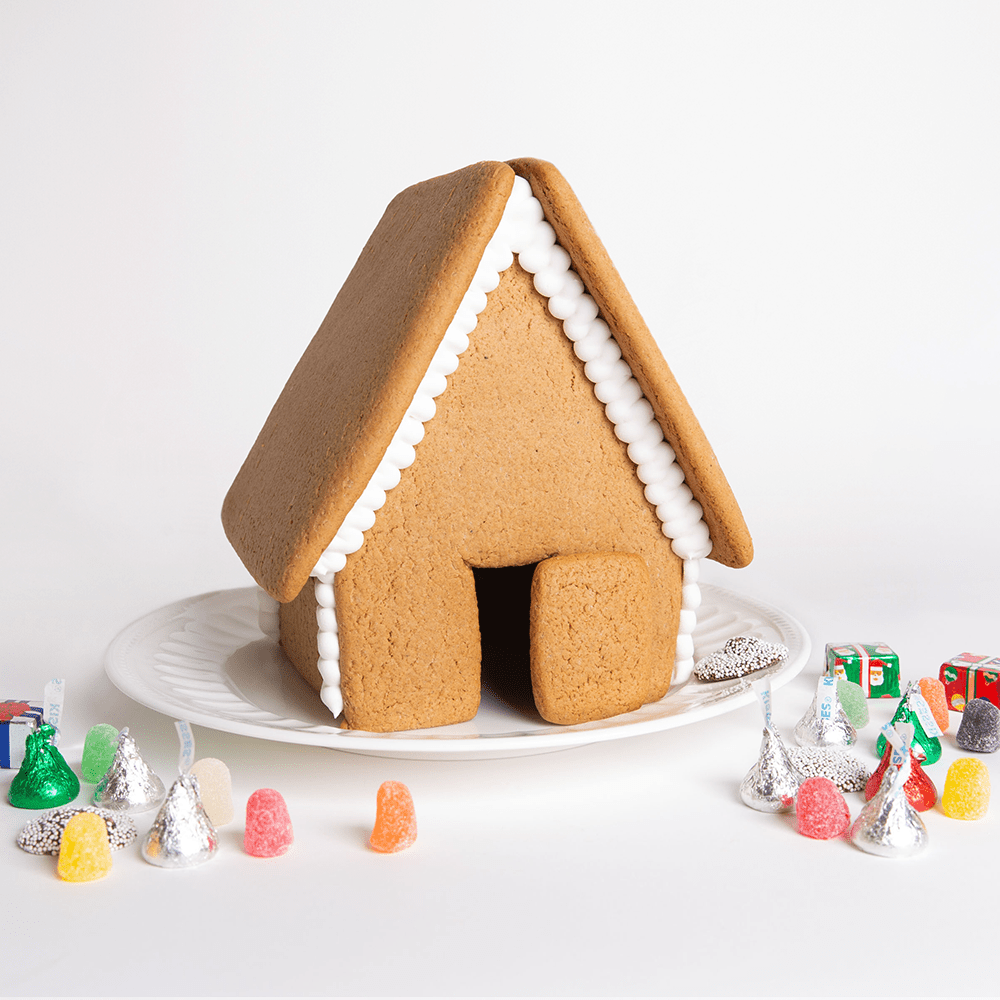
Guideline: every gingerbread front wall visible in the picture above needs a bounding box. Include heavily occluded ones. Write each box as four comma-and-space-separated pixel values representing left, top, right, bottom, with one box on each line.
281, 261, 683, 731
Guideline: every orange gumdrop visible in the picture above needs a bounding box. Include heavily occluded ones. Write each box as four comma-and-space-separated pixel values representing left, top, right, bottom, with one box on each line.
919, 677, 950, 732
369, 781, 417, 853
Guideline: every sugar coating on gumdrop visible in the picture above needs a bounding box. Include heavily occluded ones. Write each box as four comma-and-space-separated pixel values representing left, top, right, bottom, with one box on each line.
941, 758, 990, 820
81, 724, 119, 783
57, 811, 112, 882
369, 781, 417, 853
918, 677, 949, 733
796, 776, 850, 840
189, 758, 234, 826
244, 788, 293, 857
956, 698, 1000, 753
836, 680, 869, 729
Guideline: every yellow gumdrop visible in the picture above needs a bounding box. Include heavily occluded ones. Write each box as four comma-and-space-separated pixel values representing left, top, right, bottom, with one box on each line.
57, 812, 113, 881
941, 757, 991, 820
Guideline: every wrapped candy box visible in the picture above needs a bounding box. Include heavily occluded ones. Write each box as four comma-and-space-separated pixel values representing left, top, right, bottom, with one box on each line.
939, 653, 1000, 712
1, 701, 44, 769
825, 643, 900, 699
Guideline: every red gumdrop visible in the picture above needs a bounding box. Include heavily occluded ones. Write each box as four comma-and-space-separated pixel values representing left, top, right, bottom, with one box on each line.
796, 777, 851, 840
244, 788, 294, 857
864, 744, 937, 811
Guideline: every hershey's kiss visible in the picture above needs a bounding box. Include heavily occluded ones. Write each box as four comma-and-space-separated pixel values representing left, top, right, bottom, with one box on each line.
8, 724, 80, 810
142, 773, 218, 868
93, 728, 166, 813
740, 726, 804, 812
794, 676, 857, 748
850, 758, 928, 859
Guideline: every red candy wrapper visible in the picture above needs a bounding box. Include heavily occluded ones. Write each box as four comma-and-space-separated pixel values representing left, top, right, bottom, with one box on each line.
939, 653, 1000, 712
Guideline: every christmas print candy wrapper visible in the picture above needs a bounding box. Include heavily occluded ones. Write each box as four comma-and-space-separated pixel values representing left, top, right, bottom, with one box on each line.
939, 653, 1000, 712
1, 702, 44, 769
825, 643, 900, 699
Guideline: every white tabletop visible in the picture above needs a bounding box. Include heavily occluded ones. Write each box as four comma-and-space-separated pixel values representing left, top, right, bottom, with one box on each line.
3, 3, 999, 996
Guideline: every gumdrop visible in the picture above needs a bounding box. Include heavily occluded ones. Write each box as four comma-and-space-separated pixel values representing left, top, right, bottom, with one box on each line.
864, 744, 937, 811
956, 698, 1000, 753
796, 777, 850, 839
369, 781, 417, 853
57, 811, 112, 882
837, 680, 869, 729
918, 677, 949, 733
244, 789, 293, 857
81, 724, 119, 783
941, 758, 990, 820
8, 724, 80, 809
189, 758, 234, 826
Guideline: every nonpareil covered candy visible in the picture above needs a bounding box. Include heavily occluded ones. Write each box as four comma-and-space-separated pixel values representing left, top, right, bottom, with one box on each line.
796, 777, 850, 840
8, 724, 80, 809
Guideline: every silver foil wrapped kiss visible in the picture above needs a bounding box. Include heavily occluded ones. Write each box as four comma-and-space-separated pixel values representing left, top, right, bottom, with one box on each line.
142, 773, 218, 868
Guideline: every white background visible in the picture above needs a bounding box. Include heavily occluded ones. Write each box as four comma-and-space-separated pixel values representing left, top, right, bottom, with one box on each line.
2, 2, 999, 996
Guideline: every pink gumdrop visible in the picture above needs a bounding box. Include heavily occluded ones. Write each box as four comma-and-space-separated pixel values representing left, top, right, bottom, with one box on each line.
244, 788, 293, 857
796, 776, 851, 840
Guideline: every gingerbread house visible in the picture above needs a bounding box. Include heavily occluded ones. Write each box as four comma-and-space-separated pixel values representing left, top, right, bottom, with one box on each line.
223, 158, 753, 732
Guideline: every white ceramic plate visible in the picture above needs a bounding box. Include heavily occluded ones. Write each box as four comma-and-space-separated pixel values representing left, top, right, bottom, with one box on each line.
105, 585, 810, 759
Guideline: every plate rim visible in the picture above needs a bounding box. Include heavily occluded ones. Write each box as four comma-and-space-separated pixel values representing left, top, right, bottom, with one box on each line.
104, 584, 811, 757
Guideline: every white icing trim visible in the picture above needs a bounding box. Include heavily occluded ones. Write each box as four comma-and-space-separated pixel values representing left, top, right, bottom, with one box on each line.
309, 176, 713, 715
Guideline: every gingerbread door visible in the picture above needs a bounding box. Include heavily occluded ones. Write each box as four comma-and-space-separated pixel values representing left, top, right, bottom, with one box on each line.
528, 552, 653, 724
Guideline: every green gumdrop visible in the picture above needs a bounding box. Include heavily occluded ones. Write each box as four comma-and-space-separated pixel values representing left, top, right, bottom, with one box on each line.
81, 724, 120, 783
837, 680, 869, 729
8, 724, 81, 809
876, 697, 942, 765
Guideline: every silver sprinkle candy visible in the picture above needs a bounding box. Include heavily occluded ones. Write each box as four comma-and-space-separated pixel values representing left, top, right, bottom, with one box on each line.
17, 805, 137, 855
694, 636, 789, 681
794, 687, 857, 748
850, 759, 928, 858
142, 773, 218, 868
93, 728, 166, 814
787, 745, 870, 793
740, 726, 804, 812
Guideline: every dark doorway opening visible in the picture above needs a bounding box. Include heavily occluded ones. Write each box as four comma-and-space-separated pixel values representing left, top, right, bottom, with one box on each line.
472, 563, 541, 718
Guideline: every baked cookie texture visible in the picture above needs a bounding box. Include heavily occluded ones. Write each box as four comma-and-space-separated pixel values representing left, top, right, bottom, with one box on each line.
223, 158, 753, 732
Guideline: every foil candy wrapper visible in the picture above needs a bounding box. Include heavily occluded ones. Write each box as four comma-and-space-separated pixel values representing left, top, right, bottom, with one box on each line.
93, 728, 166, 814
851, 760, 928, 858
794, 687, 857, 749
142, 773, 218, 868
740, 725, 804, 812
